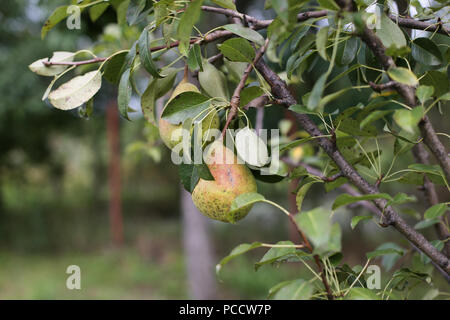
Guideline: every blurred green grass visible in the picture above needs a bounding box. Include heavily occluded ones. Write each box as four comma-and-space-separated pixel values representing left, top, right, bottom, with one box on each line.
0, 218, 302, 300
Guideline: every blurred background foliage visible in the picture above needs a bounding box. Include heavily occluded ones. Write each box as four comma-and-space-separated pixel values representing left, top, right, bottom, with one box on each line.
0, 0, 448, 299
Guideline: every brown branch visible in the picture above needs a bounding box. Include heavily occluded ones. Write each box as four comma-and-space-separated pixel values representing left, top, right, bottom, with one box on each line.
419, 117, 450, 184
221, 38, 269, 139
284, 158, 450, 283
353, 9, 450, 190
413, 144, 450, 258
42, 57, 106, 66
255, 59, 450, 275
392, 15, 450, 36
368, 81, 397, 92
202, 6, 450, 35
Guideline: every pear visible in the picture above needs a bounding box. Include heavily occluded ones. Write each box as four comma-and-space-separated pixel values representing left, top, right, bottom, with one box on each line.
192, 141, 257, 223
158, 78, 219, 149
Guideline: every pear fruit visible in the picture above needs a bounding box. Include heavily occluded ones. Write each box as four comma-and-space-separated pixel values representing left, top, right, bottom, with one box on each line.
192, 141, 257, 223
158, 78, 219, 149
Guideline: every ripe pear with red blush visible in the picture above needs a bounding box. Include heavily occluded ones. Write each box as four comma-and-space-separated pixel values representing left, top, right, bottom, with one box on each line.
192, 141, 257, 223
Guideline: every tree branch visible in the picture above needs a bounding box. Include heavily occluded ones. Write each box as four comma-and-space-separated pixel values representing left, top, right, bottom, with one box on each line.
201, 6, 450, 35
221, 38, 269, 138
255, 59, 450, 274
284, 158, 450, 283
351, 9, 450, 190
413, 144, 450, 258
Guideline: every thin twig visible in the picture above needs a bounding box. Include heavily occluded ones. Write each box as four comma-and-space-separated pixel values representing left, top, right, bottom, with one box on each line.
42, 57, 106, 66
221, 38, 269, 139
368, 81, 397, 92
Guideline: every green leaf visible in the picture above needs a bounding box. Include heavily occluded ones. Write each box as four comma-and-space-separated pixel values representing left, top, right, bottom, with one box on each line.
41, 6, 69, 39
138, 27, 162, 78
290, 24, 311, 51
411, 38, 443, 66
316, 26, 329, 61
375, 13, 406, 49
103, 52, 128, 84
126, 0, 146, 26
336, 37, 358, 66
393, 106, 424, 134
271, 279, 314, 300
120, 42, 138, 75
424, 203, 448, 220
218, 38, 255, 62
409, 163, 444, 177
295, 181, 317, 214
346, 287, 380, 300
255, 241, 303, 270
161, 91, 210, 124
239, 86, 265, 107
116, 0, 129, 25
414, 218, 440, 230
187, 43, 203, 72
280, 137, 315, 152
374, 243, 405, 271
420, 71, 449, 97
295, 207, 331, 251
155, 68, 179, 98
416, 85, 434, 104
351, 215, 372, 229
391, 268, 431, 289
222, 24, 265, 46
332, 193, 392, 211
179, 163, 200, 193
48, 70, 102, 111
360, 110, 393, 129
141, 80, 157, 125
198, 61, 229, 99
367, 248, 404, 260
318, 87, 351, 112
328, 223, 342, 253
387, 67, 419, 86
29, 51, 75, 77
230, 192, 265, 213
288, 104, 318, 115
216, 242, 262, 274
177, 0, 203, 56
317, 0, 340, 10
89, 3, 110, 22
196, 163, 214, 181
307, 73, 327, 110
211, 0, 236, 10
118, 68, 132, 120
387, 193, 416, 206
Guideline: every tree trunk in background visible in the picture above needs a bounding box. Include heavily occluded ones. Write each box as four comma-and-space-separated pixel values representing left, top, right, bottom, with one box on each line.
106, 104, 124, 247
181, 186, 218, 299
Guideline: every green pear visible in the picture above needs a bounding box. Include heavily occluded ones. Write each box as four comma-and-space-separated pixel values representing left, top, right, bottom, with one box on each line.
192, 141, 257, 223
158, 79, 219, 149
